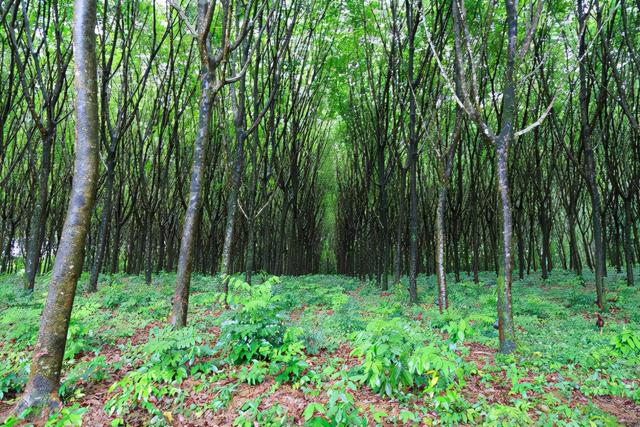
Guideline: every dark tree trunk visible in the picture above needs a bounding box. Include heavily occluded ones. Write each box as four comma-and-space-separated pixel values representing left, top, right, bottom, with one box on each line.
221, 69, 248, 295
623, 198, 634, 286
496, 140, 516, 354
568, 211, 582, 275
577, 0, 605, 309
24, 133, 53, 291
435, 187, 447, 310
407, 1, 418, 303
394, 167, 406, 285
144, 214, 153, 285
378, 143, 389, 292
88, 151, 115, 291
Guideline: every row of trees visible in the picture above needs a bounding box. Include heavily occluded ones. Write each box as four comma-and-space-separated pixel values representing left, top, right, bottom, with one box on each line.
335, 0, 639, 350
0, 0, 333, 290
2, 0, 337, 413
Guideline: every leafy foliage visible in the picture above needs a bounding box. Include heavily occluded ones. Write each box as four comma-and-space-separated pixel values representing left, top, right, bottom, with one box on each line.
216, 278, 289, 364
351, 317, 468, 397
105, 326, 216, 421
0, 271, 638, 425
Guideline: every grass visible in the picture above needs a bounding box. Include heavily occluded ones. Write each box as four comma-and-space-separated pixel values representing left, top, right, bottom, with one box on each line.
0, 268, 639, 426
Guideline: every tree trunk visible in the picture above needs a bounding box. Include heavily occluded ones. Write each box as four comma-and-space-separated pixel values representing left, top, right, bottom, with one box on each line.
496, 141, 516, 354
577, 0, 605, 309
221, 154, 245, 278
394, 168, 406, 284
623, 197, 634, 286
144, 214, 153, 285
378, 143, 389, 292
88, 151, 116, 292
170, 76, 211, 328
15, 0, 99, 410
436, 187, 447, 311
494, 0, 518, 354
24, 133, 53, 291
568, 212, 582, 275
517, 221, 526, 280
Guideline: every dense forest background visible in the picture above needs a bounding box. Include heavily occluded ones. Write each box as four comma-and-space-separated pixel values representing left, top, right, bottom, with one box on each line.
1, 0, 637, 289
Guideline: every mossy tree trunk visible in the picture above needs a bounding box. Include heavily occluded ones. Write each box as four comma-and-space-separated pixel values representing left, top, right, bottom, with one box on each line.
15, 0, 99, 412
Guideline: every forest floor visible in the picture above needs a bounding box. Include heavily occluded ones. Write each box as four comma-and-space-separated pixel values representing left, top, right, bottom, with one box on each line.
0, 269, 639, 426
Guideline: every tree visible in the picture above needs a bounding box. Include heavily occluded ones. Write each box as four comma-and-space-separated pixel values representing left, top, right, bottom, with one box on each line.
170, 0, 272, 326
576, 0, 609, 308
4, 0, 72, 292
14, 0, 99, 411
445, 0, 546, 353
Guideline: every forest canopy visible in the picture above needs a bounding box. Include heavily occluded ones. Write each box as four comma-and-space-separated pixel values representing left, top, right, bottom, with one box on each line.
0, 0, 639, 425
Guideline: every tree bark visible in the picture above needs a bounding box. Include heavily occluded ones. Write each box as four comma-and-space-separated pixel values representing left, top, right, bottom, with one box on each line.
170, 76, 211, 328
623, 197, 634, 286
24, 133, 52, 291
577, 0, 605, 309
15, 0, 99, 410
407, 0, 418, 303
496, 140, 516, 353
88, 151, 115, 292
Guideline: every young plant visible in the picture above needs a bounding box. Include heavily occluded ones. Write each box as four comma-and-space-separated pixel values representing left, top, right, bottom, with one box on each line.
351, 318, 466, 396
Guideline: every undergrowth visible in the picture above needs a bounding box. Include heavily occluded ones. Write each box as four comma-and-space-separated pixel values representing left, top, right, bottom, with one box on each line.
0, 269, 638, 426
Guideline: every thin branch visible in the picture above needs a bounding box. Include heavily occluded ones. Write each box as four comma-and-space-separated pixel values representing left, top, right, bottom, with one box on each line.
167, 0, 196, 36
515, 94, 555, 138
519, 0, 543, 59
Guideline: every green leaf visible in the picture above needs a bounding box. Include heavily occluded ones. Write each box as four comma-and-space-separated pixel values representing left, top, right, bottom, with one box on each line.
305, 416, 331, 427
304, 403, 326, 420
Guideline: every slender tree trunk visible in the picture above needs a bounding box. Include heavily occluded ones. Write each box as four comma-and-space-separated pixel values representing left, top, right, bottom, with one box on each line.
613, 210, 622, 273
540, 220, 549, 280
222, 42, 249, 292
496, 140, 516, 354
110, 214, 122, 274
221, 162, 240, 281
436, 187, 447, 311
568, 211, 582, 275
394, 168, 406, 284
378, 144, 389, 292
144, 214, 152, 285
88, 152, 115, 291
15, 0, 99, 410
24, 134, 53, 291
408, 144, 418, 303
577, 0, 605, 309
275, 197, 290, 274
517, 221, 526, 279
623, 197, 634, 286
170, 76, 211, 328
583, 120, 605, 306
221, 130, 247, 285
245, 217, 255, 284
406, 0, 417, 302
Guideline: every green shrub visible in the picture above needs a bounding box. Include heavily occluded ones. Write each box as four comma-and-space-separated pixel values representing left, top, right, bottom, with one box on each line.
59, 356, 109, 399
610, 329, 640, 356
0, 307, 41, 348
217, 279, 289, 364
303, 389, 367, 426
0, 357, 29, 399
237, 360, 268, 385
351, 318, 466, 397
105, 326, 215, 420
434, 390, 480, 425
234, 399, 293, 427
